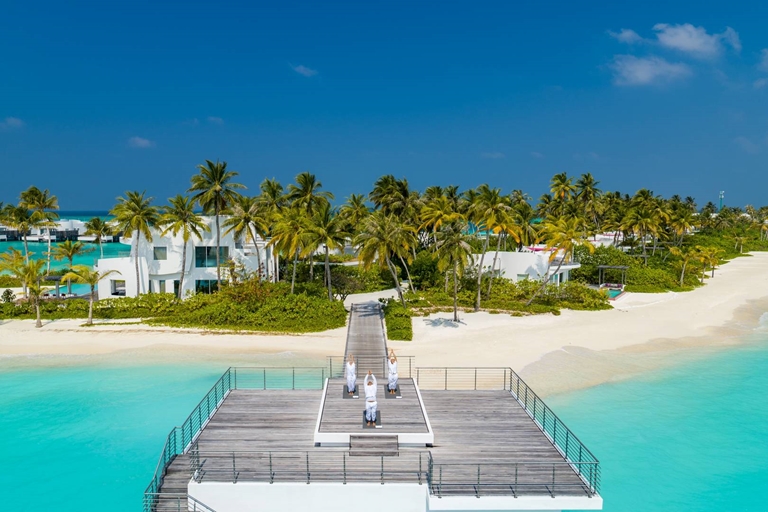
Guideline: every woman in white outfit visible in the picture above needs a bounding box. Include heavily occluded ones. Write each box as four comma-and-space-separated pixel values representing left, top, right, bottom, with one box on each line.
346, 354, 356, 395
364, 371, 378, 426
387, 349, 398, 394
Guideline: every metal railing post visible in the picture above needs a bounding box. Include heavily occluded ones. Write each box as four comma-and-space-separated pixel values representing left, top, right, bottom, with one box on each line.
306, 452, 310, 484
418, 453, 422, 485
381, 456, 385, 485
263, 368, 267, 390
444, 369, 448, 391
234, 368, 237, 389
551, 464, 556, 498
476, 465, 481, 498
439, 465, 443, 497
269, 452, 273, 484
343, 453, 347, 485
292, 368, 295, 390
474, 368, 477, 390
232, 452, 237, 483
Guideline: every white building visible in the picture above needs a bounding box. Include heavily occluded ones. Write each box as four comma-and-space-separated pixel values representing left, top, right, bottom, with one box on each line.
96, 217, 275, 299
476, 248, 581, 285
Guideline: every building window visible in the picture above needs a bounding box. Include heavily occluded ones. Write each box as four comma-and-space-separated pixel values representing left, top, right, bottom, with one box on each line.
173, 280, 180, 297
153, 247, 168, 260
159, 280, 166, 293
111, 280, 126, 296
195, 279, 223, 294
194, 246, 229, 268
516, 274, 529, 282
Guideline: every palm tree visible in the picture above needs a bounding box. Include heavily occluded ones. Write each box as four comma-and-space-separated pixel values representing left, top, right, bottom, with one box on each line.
526, 217, 595, 305
188, 160, 246, 288
160, 195, 210, 298
61, 266, 122, 325
575, 173, 601, 228
5, 205, 35, 263
434, 222, 473, 322
354, 211, 409, 306
84, 217, 115, 259
110, 191, 160, 297
51, 240, 94, 294
697, 246, 724, 279
669, 246, 700, 287
259, 178, 286, 282
287, 172, 334, 214
420, 196, 459, 245
20, 186, 59, 273
305, 203, 351, 300
223, 195, 268, 281
268, 207, 310, 293
286, 172, 334, 280
469, 185, 510, 311
0, 248, 27, 296
339, 194, 370, 233
486, 214, 521, 300
733, 235, 747, 254
22, 259, 47, 328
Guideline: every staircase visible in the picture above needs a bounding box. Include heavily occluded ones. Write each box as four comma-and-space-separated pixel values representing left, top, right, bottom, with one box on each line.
349, 435, 399, 457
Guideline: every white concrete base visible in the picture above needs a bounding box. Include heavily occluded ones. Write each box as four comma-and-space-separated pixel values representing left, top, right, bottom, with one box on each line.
189, 481, 603, 511
427, 494, 603, 511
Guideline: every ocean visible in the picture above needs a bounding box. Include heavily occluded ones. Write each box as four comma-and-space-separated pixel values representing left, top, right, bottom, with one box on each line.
1, 335, 767, 511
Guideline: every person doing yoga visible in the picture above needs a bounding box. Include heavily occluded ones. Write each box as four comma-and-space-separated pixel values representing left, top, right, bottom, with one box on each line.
387, 349, 398, 394
364, 371, 378, 426
346, 354, 356, 395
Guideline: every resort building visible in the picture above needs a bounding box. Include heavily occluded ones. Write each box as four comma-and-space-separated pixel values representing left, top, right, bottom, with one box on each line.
476, 248, 582, 285
96, 217, 275, 299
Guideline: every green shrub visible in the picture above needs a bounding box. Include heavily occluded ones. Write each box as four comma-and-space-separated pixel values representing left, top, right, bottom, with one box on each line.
381, 298, 413, 341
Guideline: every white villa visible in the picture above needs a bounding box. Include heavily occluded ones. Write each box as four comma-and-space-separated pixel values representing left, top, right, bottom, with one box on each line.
476, 247, 581, 285
96, 217, 275, 299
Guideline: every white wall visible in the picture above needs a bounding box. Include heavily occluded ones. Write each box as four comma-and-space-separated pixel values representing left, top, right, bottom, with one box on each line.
190, 482, 428, 512
97, 217, 273, 299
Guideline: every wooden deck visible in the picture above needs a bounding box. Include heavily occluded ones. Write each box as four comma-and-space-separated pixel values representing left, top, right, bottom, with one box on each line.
318, 378, 428, 434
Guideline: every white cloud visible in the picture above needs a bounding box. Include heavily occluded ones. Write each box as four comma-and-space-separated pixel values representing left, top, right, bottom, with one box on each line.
207, 116, 224, 125
652, 23, 740, 58
758, 49, 768, 72
292, 64, 318, 77
0, 117, 25, 130
480, 152, 505, 159
530, 151, 544, 159
733, 136, 760, 154
608, 29, 643, 44
753, 78, 768, 89
609, 55, 691, 86
127, 136, 155, 149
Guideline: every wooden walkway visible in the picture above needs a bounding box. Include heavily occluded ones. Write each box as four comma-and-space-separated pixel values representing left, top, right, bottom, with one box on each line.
344, 302, 388, 375
319, 378, 428, 433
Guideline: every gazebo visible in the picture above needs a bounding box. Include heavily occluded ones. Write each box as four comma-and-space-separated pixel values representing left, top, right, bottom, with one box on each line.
597, 265, 628, 287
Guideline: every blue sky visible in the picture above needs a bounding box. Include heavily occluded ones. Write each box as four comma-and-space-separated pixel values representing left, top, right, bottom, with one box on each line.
2, 1, 768, 210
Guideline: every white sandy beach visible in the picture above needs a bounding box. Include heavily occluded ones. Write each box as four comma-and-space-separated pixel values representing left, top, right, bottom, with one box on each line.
3, 253, 768, 395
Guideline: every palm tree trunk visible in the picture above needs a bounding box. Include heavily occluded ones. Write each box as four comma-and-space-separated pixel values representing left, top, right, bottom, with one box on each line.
274, 253, 279, 283
444, 271, 449, 293
250, 227, 263, 282
23, 234, 29, 263
35, 300, 42, 328
325, 247, 333, 301
526, 257, 564, 306
453, 261, 458, 322
309, 250, 315, 280
88, 290, 94, 325
398, 254, 415, 292
291, 249, 298, 294
679, 262, 686, 287
99, 239, 104, 259
179, 236, 187, 299
67, 256, 73, 295
386, 257, 405, 306
47, 229, 52, 273
486, 234, 503, 299
474, 232, 490, 311
134, 232, 141, 297
215, 204, 221, 288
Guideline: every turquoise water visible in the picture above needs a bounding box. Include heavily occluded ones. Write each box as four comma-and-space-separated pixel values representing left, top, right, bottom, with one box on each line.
0, 364, 225, 511
0, 240, 130, 270
552, 338, 768, 512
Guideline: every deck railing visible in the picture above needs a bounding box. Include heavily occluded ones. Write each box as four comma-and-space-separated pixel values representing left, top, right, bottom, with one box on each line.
143, 367, 326, 512
429, 461, 599, 498
142, 493, 217, 512
190, 449, 430, 485
327, 355, 415, 379
416, 367, 600, 495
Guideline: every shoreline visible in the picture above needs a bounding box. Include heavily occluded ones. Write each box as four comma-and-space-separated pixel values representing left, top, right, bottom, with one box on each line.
3, 254, 768, 396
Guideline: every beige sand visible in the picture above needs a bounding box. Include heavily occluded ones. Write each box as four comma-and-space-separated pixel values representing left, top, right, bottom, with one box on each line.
3, 253, 768, 395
